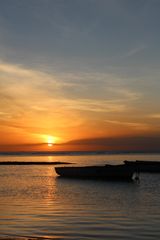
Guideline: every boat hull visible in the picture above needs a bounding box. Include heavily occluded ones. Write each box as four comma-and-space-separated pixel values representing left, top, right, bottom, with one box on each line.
124, 160, 160, 173
55, 165, 135, 181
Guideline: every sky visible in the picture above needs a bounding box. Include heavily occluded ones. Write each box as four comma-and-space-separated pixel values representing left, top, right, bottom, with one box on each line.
0, 0, 160, 152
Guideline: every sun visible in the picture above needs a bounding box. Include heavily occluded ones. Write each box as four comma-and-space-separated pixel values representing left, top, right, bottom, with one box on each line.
48, 143, 53, 147
47, 136, 55, 147
42, 134, 60, 147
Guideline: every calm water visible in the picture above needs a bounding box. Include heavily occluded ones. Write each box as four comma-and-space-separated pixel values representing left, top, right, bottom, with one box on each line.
0, 153, 160, 239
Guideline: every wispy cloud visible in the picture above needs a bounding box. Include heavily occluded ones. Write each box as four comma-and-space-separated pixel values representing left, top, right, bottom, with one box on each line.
122, 44, 147, 58
60, 98, 126, 113
0, 59, 144, 145
0, 59, 140, 109
105, 120, 150, 130
149, 114, 160, 119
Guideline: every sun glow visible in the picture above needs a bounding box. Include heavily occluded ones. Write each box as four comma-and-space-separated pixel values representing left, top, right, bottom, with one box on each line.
42, 134, 61, 148
47, 136, 55, 147
48, 142, 53, 147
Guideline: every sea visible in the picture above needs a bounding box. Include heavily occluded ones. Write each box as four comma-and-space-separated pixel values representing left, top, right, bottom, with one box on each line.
0, 152, 160, 240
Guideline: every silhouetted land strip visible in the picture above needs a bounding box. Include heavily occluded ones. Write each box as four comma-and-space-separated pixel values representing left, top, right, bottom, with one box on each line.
0, 161, 71, 165
124, 160, 160, 173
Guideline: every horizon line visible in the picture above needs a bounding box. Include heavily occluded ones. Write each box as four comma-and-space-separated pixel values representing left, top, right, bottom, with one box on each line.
0, 150, 160, 156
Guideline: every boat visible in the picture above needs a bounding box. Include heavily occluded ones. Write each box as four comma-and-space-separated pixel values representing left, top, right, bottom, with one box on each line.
124, 160, 160, 173
55, 164, 136, 181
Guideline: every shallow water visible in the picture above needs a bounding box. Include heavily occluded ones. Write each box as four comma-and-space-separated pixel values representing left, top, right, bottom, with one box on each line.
0, 154, 160, 239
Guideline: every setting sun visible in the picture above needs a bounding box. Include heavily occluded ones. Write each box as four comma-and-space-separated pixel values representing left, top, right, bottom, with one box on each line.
40, 135, 62, 149
47, 136, 55, 147
48, 143, 53, 147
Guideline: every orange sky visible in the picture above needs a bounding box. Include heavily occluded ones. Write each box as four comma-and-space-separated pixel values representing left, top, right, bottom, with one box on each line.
0, 1, 160, 152
0, 61, 160, 152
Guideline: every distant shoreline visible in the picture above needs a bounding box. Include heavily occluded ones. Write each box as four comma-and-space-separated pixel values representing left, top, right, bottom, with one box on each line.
0, 161, 71, 165
0, 150, 160, 156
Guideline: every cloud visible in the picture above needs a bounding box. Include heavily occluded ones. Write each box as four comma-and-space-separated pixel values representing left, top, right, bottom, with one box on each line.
52, 70, 141, 104
0, 60, 60, 104
61, 98, 126, 113
63, 135, 160, 152
149, 114, 160, 119
0, 60, 140, 112
105, 120, 150, 130
0, 59, 144, 145
121, 44, 147, 59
